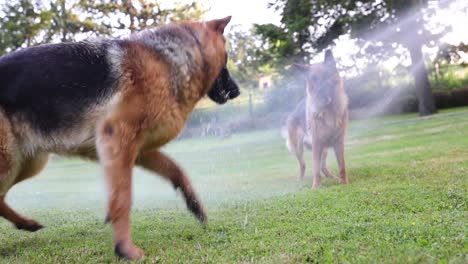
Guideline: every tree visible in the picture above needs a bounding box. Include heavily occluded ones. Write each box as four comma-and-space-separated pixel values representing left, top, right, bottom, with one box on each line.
0, 0, 111, 53
262, 0, 454, 116
79, 0, 206, 34
254, 0, 313, 68
45, 0, 111, 42
226, 26, 264, 88
0, 0, 53, 54
0, 0, 206, 54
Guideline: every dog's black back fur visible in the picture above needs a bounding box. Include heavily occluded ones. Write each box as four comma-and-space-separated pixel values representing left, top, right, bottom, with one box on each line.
0, 41, 119, 134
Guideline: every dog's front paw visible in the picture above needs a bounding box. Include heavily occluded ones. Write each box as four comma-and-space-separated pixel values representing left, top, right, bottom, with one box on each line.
15, 219, 43, 232
115, 241, 144, 261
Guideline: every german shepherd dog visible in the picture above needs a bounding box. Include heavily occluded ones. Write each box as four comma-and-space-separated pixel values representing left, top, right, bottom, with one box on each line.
0, 16, 239, 260
286, 50, 348, 189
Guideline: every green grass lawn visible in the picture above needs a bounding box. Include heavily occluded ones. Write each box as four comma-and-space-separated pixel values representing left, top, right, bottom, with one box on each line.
1, 107, 467, 263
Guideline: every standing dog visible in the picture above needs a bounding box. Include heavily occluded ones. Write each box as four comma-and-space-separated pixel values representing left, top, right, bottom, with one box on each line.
287, 50, 349, 188
0, 16, 239, 260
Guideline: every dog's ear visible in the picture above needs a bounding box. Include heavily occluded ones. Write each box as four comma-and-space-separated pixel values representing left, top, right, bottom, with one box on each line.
324, 50, 337, 71
206, 16, 232, 34
292, 64, 310, 74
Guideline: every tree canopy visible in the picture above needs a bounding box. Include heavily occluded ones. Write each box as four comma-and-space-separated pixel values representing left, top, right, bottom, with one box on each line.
0, 0, 206, 55
255, 0, 459, 115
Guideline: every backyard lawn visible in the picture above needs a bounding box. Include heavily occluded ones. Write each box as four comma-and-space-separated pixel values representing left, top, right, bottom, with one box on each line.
0, 107, 467, 263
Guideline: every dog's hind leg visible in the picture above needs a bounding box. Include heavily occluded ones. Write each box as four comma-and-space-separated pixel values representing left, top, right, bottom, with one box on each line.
295, 141, 306, 180
0, 111, 44, 231
320, 150, 339, 180
14, 153, 49, 185
137, 150, 207, 224
0, 110, 14, 184
287, 123, 306, 180
0, 154, 49, 232
0, 195, 43, 231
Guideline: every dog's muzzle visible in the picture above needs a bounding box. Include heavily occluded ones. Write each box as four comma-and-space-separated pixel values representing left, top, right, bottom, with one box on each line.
208, 66, 240, 104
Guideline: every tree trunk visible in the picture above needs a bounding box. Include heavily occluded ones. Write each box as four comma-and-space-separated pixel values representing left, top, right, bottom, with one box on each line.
60, 0, 68, 42
124, 0, 136, 33
434, 62, 440, 84
408, 42, 437, 116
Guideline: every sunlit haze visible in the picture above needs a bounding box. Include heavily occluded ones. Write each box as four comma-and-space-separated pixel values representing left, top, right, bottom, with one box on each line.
201, 0, 468, 73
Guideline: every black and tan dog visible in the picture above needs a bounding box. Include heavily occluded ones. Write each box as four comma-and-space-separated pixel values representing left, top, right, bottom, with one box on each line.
0, 16, 238, 260
284, 50, 349, 188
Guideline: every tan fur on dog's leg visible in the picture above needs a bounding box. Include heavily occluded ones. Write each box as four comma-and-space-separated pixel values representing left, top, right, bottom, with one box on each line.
321, 150, 339, 180
334, 140, 348, 184
137, 150, 207, 223
0, 112, 43, 231
0, 195, 43, 231
15, 153, 49, 185
97, 120, 143, 261
294, 133, 306, 180
312, 143, 324, 189
0, 111, 14, 183
287, 122, 306, 180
